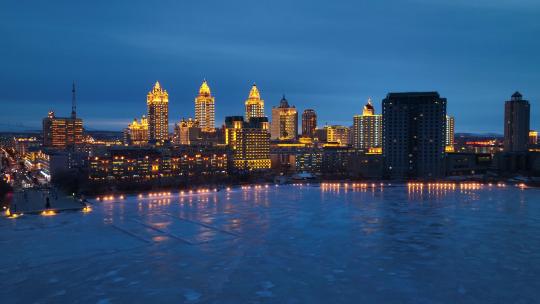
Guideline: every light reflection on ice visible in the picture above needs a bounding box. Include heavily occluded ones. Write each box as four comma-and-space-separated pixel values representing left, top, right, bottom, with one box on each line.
0, 184, 539, 303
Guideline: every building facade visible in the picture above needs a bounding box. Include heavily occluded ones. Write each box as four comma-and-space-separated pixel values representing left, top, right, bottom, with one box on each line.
504, 92, 530, 152
530, 131, 538, 146
172, 118, 201, 145
314, 128, 327, 142
325, 125, 350, 146
124, 116, 149, 146
270, 96, 298, 140
194, 80, 215, 133
147, 81, 169, 143
245, 84, 265, 122
42, 111, 83, 149
321, 146, 357, 176
225, 116, 271, 171
446, 115, 455, 148
382, 92, 447, 179
89, 146, 227, 180
302, 109, 317, 138
352, 98, 382, 150
445, 152, 492, 176
270, 143, 322, 175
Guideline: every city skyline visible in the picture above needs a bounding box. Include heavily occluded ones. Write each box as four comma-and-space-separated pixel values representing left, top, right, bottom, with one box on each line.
1, 1, 539, 133
3, 79, 536, 135
2, 2, 540, 303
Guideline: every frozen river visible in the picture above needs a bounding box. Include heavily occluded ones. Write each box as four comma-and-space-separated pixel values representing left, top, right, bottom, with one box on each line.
1, 184, 540, 303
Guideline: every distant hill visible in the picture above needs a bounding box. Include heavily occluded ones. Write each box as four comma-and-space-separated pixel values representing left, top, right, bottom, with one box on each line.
456, 132, 503, 139
86, 130, 124, 140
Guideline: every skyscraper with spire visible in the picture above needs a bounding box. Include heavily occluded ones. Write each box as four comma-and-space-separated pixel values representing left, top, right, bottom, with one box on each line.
194, 79, 215, 132
245, 84, 265, 122
147, 81, 169, 143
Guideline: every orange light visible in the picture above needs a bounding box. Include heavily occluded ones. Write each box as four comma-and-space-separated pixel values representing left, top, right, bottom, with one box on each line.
41, 210, 56, 216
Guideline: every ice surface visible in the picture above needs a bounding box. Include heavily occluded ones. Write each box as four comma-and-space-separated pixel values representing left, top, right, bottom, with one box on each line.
1, 185, 540, 303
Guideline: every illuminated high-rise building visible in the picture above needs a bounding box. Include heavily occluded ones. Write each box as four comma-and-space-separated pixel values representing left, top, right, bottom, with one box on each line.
225, 116, 271, 170
353, 98, 382, 150
325, 125, 350, 146
172, 118, 201, 145
382, 92, 446, 179
271, 95, 298, 140
194, 80, 215, 132
445, 115, 455, 151
245, 84, 265, 122
42, 83, 83, 149
302, 109, 317, 138
147, 81, 169, 143
43, 112, 84, 149
504, 91, 530, 152
125, 116, 149, 146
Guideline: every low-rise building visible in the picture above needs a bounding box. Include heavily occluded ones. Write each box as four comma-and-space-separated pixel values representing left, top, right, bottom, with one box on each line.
270, 143, 322, 175
493, 151, 540, 176
445, 152, 492, 176
89, 146, 228, 180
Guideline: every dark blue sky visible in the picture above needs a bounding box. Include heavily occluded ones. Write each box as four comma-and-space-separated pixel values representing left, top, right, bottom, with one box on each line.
1, 0, 539, 133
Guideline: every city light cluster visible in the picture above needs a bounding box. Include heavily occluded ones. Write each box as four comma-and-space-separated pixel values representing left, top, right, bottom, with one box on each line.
321, 182, 384, 188
97, 195, 125, 201
40, 210, 56, 216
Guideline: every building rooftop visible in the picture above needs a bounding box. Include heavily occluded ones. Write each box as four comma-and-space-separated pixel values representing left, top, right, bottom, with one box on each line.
386, 91, 440, 98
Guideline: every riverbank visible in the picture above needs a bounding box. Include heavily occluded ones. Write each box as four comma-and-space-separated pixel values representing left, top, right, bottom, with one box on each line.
4, 188, 87, 218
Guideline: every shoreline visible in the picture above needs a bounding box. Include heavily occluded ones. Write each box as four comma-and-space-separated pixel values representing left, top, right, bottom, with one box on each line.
87, 179, 537, 200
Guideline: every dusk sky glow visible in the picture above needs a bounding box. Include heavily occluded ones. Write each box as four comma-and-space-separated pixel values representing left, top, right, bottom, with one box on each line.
1, 0, 539, 133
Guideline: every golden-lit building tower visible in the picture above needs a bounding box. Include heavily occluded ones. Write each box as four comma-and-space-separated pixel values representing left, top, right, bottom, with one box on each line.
302, 109, 317, 138
271, 95, 298, 140
245, 84, 265, 122
445, 115, 455, 151
194, 80, 215, 132
225, 116, 271, 170
147, 81, 169, 143
172, 118, 201, 145
125, 116, 149, 146
325, 125, 350, 146
353, 98, 382, 150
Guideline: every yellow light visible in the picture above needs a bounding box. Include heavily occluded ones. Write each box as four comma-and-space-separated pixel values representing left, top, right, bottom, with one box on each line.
366, 147, 383, 155
41, 210, 56, 216
82, 206, 92, 213
8, 212, 22, 219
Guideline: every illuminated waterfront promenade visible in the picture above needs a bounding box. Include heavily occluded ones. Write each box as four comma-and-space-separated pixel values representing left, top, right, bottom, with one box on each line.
1, 184, 539, 303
